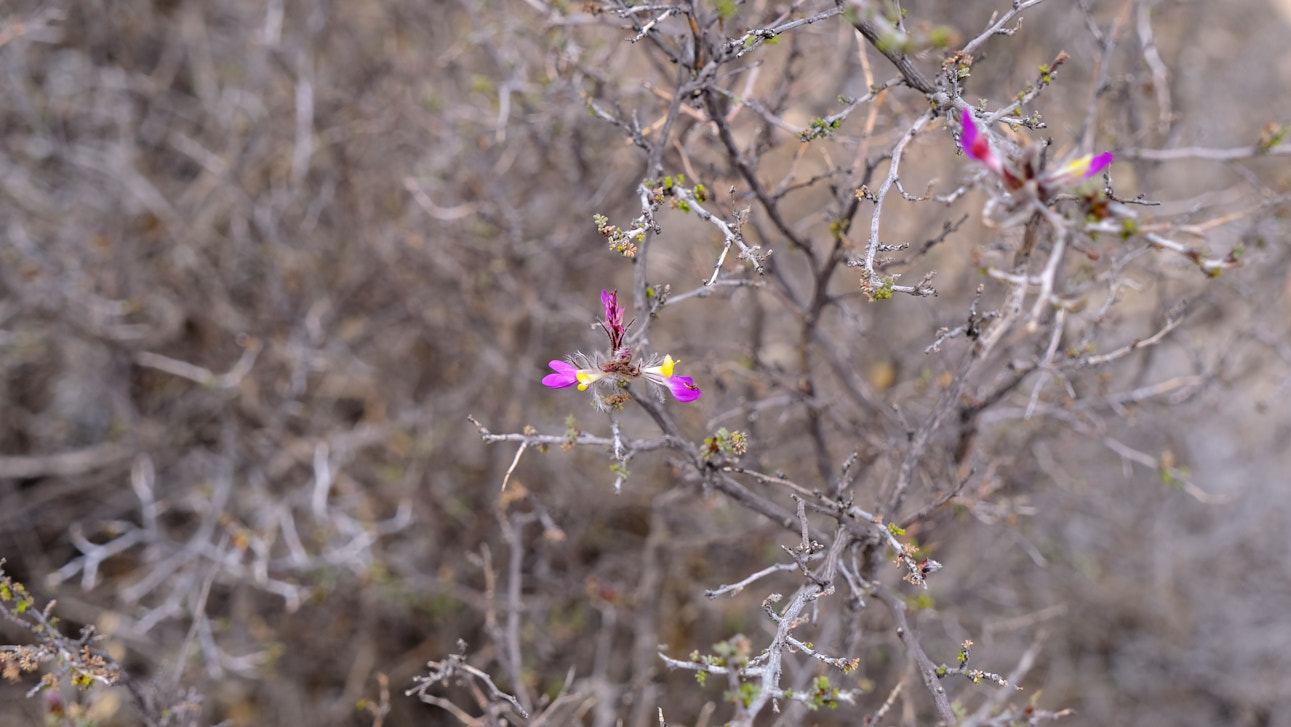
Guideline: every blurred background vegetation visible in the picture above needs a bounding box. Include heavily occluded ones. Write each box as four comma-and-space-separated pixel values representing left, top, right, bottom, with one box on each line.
1, 0, 1290, 725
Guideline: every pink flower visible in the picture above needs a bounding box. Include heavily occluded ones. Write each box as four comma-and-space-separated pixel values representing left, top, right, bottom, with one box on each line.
542, 292, 702, 407
542, 360, 603, 390
541, 359, 580, 388
960, 110, 1006, 178
959, 108, 1114, 198
662, 374, 702, 402
1046, 151, 1115, 185
643, 356, 703, 402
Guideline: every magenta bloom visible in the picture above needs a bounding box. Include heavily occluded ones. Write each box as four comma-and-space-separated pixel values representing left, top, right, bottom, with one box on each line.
643, 356, 702, 402
1085, 152, 1115, 177
542, 291, 701, 408
959, 108, 1114, 195
1048, 151, 1115, 184
662, 374, 702, 402
542, 360, 605, 391
543, 360, 580, 388
960, 110, 1005, 178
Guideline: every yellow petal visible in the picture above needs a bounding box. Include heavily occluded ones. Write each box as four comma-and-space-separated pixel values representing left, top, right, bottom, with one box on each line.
1058, 155, 1092, 179
660, 355, 675, 378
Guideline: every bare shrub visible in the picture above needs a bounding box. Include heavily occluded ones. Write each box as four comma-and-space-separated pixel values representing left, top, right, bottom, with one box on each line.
1, 1, 1289, 725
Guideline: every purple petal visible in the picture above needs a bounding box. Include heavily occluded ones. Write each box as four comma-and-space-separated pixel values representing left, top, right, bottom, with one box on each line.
960, 109, 981, 159
960, 109, 1005, 177
665, 375, 702, 403
542, 360, 580, 389
1083, 151, 1114, 178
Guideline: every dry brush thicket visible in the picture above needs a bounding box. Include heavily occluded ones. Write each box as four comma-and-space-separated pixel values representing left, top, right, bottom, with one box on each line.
1, 1, 1290, 726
